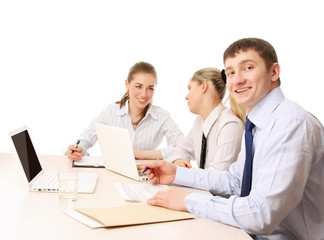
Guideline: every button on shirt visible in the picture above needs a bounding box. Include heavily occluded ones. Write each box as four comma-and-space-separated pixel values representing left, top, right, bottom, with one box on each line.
165, 104, 244, 170
77, 101, 184, 159
174, 87, 324, 239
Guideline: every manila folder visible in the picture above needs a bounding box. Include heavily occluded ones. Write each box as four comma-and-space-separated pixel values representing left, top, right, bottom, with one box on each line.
75, 204, 194, 227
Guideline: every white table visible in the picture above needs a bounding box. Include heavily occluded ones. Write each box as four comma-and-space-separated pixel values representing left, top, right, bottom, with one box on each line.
0, 153, 252, 240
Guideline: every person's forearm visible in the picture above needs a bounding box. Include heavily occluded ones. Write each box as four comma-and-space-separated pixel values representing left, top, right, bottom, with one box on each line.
136, 150, 163, 160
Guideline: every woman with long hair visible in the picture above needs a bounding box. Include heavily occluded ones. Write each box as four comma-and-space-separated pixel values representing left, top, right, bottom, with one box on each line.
67, 61, 184, 161
167, 67, 245, 170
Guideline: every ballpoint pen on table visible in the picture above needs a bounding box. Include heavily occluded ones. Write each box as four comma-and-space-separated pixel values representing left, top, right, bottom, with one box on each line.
71, 140, 80, 154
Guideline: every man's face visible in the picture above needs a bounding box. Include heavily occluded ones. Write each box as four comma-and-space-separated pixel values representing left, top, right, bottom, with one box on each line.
224, 50, 279, 113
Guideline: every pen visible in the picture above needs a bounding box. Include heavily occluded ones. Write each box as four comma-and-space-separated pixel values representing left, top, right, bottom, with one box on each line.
71, 140, 80, 154
142, 167, 149, 173
185, 160, 192, 169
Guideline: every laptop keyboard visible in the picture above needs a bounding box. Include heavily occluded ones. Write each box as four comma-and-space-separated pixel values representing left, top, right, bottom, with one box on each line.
33, 171, 58, 191
32, 172, 98, 193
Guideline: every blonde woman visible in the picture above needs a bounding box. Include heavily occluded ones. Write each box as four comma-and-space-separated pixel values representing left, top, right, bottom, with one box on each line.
67, 61, 184, 161
166, 67, 245, 170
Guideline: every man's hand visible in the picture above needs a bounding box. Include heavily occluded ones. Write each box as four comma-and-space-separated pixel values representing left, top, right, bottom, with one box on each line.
147, 186, 190, 211
143, 160, 177, 185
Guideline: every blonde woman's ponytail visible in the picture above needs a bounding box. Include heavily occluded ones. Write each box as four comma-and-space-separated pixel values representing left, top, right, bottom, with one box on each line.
229, 95, 246, 124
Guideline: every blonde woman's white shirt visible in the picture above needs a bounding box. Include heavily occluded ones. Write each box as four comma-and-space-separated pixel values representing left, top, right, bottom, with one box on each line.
165, 103, 244, 170
76, 101, 184, 159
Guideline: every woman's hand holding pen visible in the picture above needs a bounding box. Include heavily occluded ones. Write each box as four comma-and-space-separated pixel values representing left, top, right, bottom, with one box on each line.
67, 142, 84, 161
173, 159, 192, 169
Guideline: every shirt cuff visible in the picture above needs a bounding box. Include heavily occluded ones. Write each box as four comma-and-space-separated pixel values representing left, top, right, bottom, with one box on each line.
160, 148, 169, 159
174, 167, 215, 218
174, 166, 195, 186
164, 156, 175, 162
78, 142, 89, 156
185, 192, 213, 216
164, 154, 183, 163
160, 145, 176, 159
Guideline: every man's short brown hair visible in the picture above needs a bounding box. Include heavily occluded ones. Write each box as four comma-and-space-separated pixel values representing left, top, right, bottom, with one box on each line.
223, 38, 280, 84
223, 38, 279, 72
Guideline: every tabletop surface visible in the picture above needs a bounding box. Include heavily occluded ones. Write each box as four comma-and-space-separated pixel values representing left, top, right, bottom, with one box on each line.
0, 153, 252, 240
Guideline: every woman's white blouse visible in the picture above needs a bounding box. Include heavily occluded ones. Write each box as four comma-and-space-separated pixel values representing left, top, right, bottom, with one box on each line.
77, 101, 184, 159
165, 103, 244, 170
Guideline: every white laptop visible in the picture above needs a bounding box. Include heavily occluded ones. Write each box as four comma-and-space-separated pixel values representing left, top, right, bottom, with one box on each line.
95, 123, 148, 181
9, 126, 98, 193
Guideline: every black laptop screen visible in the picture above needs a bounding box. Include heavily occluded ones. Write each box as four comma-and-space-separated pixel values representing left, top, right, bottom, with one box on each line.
11, 129, 42, 182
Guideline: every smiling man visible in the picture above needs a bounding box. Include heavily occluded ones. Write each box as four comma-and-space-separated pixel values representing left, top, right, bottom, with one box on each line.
144, 38, 324, 240
224, 46, 280, 113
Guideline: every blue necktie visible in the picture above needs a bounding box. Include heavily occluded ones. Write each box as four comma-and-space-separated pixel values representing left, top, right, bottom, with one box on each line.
240, 117, 255, 197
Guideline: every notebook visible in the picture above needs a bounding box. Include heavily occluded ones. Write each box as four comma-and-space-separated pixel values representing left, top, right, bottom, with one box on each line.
72, 156, 105, 168
95, 123, 148, 181
9, 126, 98, 193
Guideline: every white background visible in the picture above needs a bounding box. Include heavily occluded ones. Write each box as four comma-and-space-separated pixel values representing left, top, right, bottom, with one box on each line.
1, 0, 323, 156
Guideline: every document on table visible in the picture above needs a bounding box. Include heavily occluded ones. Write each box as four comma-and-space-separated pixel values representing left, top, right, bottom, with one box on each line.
64, 204, 194, 228
72, 156, 104, 168
114, 182, 169, 202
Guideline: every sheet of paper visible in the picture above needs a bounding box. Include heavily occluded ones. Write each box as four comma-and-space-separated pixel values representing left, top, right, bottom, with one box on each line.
114, 182, 169, 202
63, 209, 104, 228
72, 156, 104, 168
